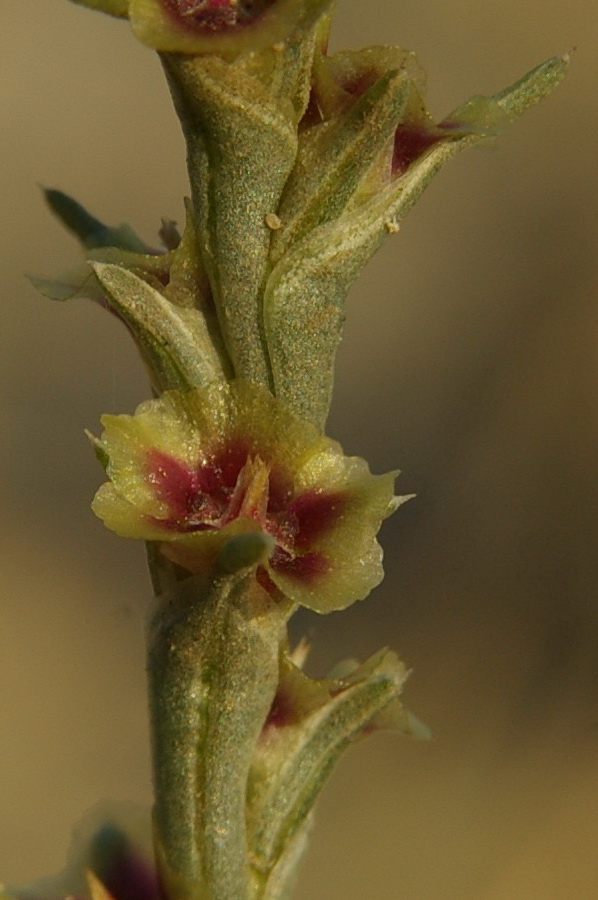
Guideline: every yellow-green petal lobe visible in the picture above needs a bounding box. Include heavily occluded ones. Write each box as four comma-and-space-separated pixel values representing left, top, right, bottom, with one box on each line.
92, 483, 168, 539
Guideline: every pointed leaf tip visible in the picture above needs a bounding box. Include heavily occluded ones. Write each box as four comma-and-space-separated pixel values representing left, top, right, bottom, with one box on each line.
89, 261, 222, 392
493, 54, 569, 120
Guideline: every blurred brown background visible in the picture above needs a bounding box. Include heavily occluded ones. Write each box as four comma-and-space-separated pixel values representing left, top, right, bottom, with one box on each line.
2, 1, 597, 897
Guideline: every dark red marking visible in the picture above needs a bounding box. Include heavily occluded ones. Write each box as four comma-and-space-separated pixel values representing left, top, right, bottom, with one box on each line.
263, 686, 296, 731
392, 124, 445, 176
154, 268, 171, 288
287, 490, 345, 548
266, 466, 293, 513
256, 566, 279, 595
145, 441, 340, 585
146, 449, 196, 518
163, 0, 238, 29
299, 89, 324, 130
161, 0, 273, 31
205, 439, 251, 489
270, 546, 329, 583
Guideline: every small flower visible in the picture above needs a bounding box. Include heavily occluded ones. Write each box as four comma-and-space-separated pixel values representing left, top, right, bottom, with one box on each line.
70, 0, 331, 57
91, 380, 406, 612
265, 52, 567, 428
309, 44, 501, 185
134, 0, 330, 56
260, 642, 422, 740
129, 0, 331, 56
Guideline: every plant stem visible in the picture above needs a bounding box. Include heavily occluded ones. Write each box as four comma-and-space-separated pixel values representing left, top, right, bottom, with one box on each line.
147, 571, 291, 900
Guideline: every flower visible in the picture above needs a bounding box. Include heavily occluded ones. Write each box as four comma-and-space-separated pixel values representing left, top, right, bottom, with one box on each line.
91, 380, 405, 612
132, 0, 331, 57
71, 0, 332, 58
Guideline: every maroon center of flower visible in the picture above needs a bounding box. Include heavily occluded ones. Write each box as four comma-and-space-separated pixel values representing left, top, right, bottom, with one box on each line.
162, 0, 274, 31
145, 441, 345, 583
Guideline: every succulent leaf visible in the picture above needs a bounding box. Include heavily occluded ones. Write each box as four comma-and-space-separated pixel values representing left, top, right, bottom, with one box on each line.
90, 262, 228, 391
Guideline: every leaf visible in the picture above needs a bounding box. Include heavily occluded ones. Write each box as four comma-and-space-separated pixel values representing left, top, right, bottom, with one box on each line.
90, 262, 228, 391
271, 65, 412, 263
44, 188, 152, 253
163, 50, 300, 388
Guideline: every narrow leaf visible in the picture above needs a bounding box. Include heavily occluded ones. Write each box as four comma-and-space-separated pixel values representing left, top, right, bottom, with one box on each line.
272, 67, 411, 262
90, 262, 227, 392
44, 188, 153, 253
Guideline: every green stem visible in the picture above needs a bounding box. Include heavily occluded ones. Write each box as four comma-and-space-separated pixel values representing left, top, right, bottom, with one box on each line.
147, 570, 290, 900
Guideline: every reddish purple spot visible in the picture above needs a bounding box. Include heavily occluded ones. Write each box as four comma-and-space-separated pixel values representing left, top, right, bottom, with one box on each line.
270, 546, 330, 584
154, 268, 171, 288
256, 566, 279, 595
162, 0, 273, 32
146, 449, 196, 518
204, 439, 251, 490
392, 124, 445, 176
144, 439, 342, 585
163, 0, 237, 29
267, 466, 293, 513
287, 490, 345, 548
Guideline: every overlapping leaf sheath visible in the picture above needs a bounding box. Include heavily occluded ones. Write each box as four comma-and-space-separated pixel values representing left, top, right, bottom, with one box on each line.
160, 7, 331, 389
263, 52, 568, 429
